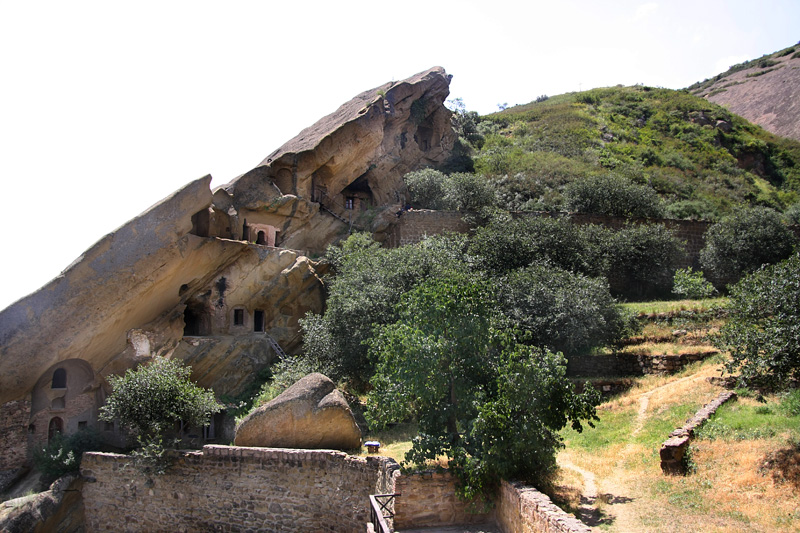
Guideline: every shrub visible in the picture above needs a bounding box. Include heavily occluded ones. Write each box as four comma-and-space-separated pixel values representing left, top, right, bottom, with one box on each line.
563, 174, 665, 218
700, 207, 797, 285
403, 169, 448, 209
716, 253, 800, 390
672, 267, 717, 299
33, 428, 102, 483
498, 264, 633, 355
469, 215, 599, 276
443, 172, 496, 212
602, 223, 686, 300
99, 357, 222, 444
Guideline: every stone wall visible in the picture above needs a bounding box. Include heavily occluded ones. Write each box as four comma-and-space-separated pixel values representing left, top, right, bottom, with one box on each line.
495, 480, 591, 533
0, 400, 31, 471
393, 472, 493, 530
566, 351, 718, 378
385, 210, 723, 269
384, 210, 471, 248
80, 445, 397, 533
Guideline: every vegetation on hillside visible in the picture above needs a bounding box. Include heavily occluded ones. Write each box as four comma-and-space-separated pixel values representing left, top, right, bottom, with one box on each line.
443, 85, 800, 220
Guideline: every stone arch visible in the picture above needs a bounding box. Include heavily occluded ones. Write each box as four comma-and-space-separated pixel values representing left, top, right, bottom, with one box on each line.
52, 368, 67, 389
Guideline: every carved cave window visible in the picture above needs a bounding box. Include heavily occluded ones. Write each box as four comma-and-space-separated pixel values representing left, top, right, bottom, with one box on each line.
345, 197, 355, 210
51, 368, 67, 389
256, 231, 267, 245
234, 308, 245, 326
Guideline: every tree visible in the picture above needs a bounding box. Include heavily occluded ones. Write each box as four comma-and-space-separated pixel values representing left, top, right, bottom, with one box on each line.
601, 223, 686, 300
403, 169, 448, 209
99, 357, 221, 443
367, 274, 600, 498
700, 207, 797, 286
715, 254, 800, 390
497, 264, 632, 356
563, 174, 665, 218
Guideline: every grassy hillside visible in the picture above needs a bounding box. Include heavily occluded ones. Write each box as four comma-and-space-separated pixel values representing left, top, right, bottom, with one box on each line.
466, 85, 800, 220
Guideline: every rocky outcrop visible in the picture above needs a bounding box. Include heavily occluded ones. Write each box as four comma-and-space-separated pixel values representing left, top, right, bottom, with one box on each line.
0, 66, 454, 468
693, 48, 800, 142
234, 373, 361, 450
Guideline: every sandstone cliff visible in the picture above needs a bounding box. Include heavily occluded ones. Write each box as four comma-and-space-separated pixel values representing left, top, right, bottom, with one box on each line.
0, 66, 454, 469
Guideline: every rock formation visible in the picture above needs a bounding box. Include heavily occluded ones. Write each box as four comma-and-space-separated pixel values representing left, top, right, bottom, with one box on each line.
692, 48, 800, 142
0, 66, 454, 472
234, 373, 361, 450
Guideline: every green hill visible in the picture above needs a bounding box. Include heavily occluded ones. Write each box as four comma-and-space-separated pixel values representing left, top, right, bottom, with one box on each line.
463, 85, 800, 220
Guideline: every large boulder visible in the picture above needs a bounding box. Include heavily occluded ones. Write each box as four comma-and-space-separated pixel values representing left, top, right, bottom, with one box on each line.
234, 373, 361, 450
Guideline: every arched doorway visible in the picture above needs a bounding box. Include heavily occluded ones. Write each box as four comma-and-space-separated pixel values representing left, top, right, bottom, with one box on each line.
48, 417, 64, 441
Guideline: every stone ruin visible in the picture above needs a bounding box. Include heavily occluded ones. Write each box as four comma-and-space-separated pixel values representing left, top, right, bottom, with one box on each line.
0, 66, 456, 478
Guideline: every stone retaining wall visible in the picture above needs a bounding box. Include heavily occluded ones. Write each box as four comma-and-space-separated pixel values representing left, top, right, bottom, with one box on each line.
384, 210, 470, 248
81, 445, 397, 532
660, 390, 737, 474
393, 472, 494, 530
495, 480, 591, 533
567, 351, 717, 378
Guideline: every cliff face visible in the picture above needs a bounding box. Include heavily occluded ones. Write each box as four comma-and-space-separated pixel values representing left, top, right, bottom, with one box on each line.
0, 67, 454, 466
690, 46, 800, 142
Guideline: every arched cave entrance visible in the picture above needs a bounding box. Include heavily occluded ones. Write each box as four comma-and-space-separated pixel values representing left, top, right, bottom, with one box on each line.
51, 368, 67, 389
48, 417, 63, 442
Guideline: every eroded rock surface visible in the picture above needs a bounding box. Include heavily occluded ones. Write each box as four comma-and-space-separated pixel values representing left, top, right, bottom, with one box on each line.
0, 66, 453, 470
234, 373, 361, 450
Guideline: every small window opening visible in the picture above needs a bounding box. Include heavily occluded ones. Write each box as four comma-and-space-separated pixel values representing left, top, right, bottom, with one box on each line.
234, 309, 245, 326
254, 310, 265, 332
345, 197, 355, 210
48, 417, 63, 441
256, 231, 267, 245
52, 368, 67, 389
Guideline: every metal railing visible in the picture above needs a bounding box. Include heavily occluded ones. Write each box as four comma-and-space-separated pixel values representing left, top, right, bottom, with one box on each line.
369, 493, 399, 533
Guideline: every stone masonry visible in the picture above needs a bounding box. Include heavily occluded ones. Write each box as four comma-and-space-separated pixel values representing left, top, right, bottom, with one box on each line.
80, 445, 397, 532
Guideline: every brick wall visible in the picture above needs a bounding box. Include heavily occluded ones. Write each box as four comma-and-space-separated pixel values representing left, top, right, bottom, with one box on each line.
0, 400, 31, 471
80, 445, 397, 533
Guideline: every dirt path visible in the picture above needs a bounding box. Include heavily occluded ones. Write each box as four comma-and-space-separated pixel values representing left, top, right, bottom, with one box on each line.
559, 372, 714, 531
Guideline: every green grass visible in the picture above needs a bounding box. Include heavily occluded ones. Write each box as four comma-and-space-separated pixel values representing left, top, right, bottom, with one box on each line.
621, 297, 728, 316
561, 407, 637, 452
696, 394, 800, 441
358, 422, 418, 463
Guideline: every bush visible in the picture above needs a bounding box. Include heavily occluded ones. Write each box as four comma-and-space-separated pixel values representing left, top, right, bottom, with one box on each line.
33, 428, 102, 483
99, 357, 222, 444
602, 223, 686, 300
563, 174, 665, 218
404, 169, 448, 209
716, 253, 800, 390
672, 267, 717, 299
469, 215, 599, 276
498, 264, 633, 355
700, 207, 797, 285
443, 172, 496, 212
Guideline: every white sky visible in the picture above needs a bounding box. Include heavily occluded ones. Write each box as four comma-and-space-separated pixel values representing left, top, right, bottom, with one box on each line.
1, 0, 798, 310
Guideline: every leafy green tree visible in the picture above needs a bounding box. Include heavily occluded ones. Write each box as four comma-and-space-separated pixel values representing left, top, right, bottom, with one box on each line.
601, 223, 686, 299
367, 274, 600, 498
403, 169, 448, 209
99, 357, 221, 443
563, 174, 665, 218
443, 172, 496, 212
716, 254, 800, 390
498, 264, 632, 356
469, 215, 599, 276
700, 207, 797, 285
